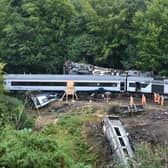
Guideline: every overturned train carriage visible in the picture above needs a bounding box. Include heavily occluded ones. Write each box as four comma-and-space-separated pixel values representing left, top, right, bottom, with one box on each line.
102, 116, 134, 168
3, 74, 168, 95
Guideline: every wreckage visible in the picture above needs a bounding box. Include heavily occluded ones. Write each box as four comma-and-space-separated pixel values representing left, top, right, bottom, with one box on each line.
29, 92, 59, 109
102, 116, 134, 168
63, 60, 152, 77
63, 60, 123, 75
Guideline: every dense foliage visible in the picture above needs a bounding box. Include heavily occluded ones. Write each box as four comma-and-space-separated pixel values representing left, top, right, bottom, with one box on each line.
0, 111, 97, 168
0, 63, 34, 129
0, 0, 167, 75
0, 95, 34, 129
133, 143, 167, 168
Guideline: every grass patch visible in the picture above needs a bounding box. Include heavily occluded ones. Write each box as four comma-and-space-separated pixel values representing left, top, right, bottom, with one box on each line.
131, 143, 168, 168
42, 108, 100, 167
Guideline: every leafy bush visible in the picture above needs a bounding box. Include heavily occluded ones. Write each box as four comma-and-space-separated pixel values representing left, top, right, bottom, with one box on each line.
0, 95, 34, 129
129, 143, 167, 168
0, 126, 68, 168
42, 112, 98, 167
0, 115, 96, 168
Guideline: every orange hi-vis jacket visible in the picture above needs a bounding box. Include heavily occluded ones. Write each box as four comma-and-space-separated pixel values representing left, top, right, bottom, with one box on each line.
141, 94, 147, 105
130, 96, 134, 106
154, 93, 157, 103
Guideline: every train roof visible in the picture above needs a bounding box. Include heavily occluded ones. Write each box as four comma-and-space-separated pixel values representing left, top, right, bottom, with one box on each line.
127, 76, 153, 82
4, 74, 126, 81
152, 80, 164, 84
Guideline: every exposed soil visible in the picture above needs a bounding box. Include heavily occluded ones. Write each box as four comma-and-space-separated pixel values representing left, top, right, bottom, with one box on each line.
35, 96, 168, 144
33, 96, 168, 167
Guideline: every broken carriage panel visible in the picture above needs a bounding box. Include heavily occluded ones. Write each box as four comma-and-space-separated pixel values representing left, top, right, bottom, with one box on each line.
30, 92, 59, 109
102, 116, 134, 168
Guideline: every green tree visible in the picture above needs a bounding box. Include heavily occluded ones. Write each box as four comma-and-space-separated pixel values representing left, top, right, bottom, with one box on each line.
74, 0, 147, 68
0, 62, 33, 129
66, 34, 99, 64
0, 0, 76, 73
0, 0, 167, 74
133, 0, 168, 74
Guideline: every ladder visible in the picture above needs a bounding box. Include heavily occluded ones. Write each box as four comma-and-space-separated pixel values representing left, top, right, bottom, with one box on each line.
120, 104, 144, 115
102, 116, 134, 168
60, 80, 78, 102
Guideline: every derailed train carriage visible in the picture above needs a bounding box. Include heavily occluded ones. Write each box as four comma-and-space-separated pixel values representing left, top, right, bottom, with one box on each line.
3, 74, 168, 95
3, 74, 168, 108
4, 74, 126, 92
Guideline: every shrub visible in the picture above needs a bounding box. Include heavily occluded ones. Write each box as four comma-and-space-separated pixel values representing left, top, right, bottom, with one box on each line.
0, 95, 34, 129
130, 143, 166, 168
0, 122, 95, 168
42, 112, 98, 167
0, 126, 72, 168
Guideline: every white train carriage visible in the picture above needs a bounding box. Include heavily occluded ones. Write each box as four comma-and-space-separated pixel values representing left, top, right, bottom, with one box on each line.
127, 77, 153, 93
4, 74, 126, 92
164, 79, 168, 95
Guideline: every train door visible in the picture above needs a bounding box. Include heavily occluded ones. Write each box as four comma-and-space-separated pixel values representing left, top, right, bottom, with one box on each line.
135, 82, 141, 92
120, 82, 125, 92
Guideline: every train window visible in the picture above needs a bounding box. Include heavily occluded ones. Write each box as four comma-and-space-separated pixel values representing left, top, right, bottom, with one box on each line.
141, 83, 148, 88
129, 83, 136, 87
99, 83, 117, 87
119, 137, 125, 147
129, 82, 148, 89
42, 98, 48, 103
12, 81, 118, 87
75, 82, 97, 86
11, 81, 66, 86
75, 82, 117, 87
114, 127, 121, 136
112, 83, 118, 87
